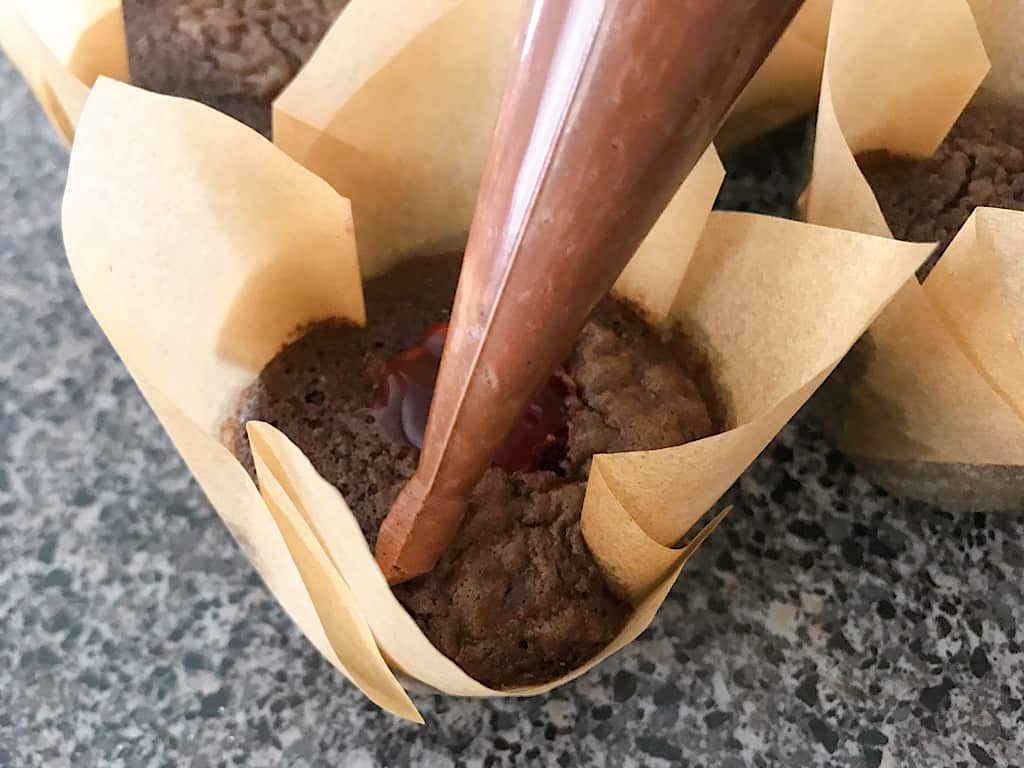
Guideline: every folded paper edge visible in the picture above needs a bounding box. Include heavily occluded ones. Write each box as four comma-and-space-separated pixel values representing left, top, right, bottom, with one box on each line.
1, 0, 125, 144
249, 424, 423, 723
274, 0, 467, 148
716, 0, 832, 151
922, 207, 1024, 421
805, 0, 990, 236
243, 421, 497, 697
0, 1, 78, 144
582, 459, 728, 603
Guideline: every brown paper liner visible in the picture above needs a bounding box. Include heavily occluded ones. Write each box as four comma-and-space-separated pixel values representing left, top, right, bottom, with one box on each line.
716, 0, 832, 150
59, 1, 928, 719
803, 0, 1024, 510
0, 0, 125, 145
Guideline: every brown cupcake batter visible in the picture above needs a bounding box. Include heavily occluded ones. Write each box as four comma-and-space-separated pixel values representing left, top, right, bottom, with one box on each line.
123, 0, 349, 136
858, 104, 1024, 277
229, 253, 721, 687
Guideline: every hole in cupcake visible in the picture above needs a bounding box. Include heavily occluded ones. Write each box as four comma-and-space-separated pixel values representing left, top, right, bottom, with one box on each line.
367, 321, 570, 472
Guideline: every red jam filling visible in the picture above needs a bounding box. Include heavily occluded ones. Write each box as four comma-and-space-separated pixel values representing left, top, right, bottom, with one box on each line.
369, 323, 567, 472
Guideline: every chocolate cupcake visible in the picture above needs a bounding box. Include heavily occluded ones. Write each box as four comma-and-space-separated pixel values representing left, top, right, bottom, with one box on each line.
226, 252, 722, 688
804, 1, 1024, 512
122, 0, 349, 136
858, 104, 1024, 277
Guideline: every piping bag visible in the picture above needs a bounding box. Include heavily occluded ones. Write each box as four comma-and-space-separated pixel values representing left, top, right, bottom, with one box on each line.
376, 0, 805, 584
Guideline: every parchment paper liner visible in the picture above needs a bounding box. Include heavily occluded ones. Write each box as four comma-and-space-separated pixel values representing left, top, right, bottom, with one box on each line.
0, 0, 124, 145
717, 0, 832, 150
803, 0, 1024, 510
0, 0, 829, 151
62, 3, 928, 722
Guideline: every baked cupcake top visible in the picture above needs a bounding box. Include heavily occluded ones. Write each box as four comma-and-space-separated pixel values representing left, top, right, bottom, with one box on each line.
858, 104, 1024, 276
123, 0, 349, 135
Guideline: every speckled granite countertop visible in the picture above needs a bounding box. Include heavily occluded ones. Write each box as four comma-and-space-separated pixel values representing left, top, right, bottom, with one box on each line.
2, 55, 1023, 768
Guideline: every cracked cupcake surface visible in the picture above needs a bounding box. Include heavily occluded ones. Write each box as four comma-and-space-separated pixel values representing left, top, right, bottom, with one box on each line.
123, 0, 349, 136
858, 104, 1024, 277
228, 253, 722, 687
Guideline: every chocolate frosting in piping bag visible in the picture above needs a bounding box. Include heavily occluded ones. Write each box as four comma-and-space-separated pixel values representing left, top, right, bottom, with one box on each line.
376, 0, 805, 584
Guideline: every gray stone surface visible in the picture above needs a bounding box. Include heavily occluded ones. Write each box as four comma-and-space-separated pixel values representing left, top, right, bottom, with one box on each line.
2, 53, 1023, 768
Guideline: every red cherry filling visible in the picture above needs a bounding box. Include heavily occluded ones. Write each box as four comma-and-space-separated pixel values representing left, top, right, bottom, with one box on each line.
368, 323, 568, 472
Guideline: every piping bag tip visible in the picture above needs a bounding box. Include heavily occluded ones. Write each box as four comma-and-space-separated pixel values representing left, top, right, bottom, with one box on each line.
375, 475, 467, 585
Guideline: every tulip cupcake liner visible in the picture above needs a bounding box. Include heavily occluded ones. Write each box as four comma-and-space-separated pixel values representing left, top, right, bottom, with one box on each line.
804, 0, 1024, 511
